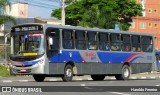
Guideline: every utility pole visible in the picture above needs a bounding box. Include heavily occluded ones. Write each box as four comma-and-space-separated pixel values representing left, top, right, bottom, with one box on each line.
61, 0, 65, 25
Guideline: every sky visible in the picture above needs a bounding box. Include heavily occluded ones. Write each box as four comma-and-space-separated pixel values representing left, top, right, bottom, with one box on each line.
10, 0, 61, 18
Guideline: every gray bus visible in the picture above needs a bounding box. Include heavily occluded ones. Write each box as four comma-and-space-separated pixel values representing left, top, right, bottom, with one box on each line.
9, 23, 155, 82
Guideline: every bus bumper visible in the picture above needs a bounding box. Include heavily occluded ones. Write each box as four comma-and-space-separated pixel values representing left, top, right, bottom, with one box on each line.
10, 63, 45, 75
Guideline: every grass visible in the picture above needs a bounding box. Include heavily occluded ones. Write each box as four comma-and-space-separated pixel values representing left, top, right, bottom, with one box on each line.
0, 64, 10, 77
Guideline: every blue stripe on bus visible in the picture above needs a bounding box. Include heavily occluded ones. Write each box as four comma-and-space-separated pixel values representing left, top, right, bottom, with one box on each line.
97, 52, 144, 63
49, 51, 83, 62
49, 51, 144, 63
23, 60, 40, 66
97, 52, 131, 63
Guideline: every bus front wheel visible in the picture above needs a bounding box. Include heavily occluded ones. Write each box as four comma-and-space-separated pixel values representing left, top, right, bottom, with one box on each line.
91, 75, 105, 81
115, 65, 131, 80
62, 64, 73, 82
33, 74, 45, 82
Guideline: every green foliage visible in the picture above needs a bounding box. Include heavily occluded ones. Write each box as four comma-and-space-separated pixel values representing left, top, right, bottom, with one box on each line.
0, 64, 10, 77
0, 0, 16, 26
51, 0, 142, 30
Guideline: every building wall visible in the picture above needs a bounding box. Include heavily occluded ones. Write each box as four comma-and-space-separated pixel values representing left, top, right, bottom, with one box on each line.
129, 0, 160, 50
5, 3, 28, 18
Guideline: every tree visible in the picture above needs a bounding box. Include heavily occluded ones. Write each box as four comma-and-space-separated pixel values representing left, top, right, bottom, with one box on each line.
0, 0, 16, 26
51, 0, 142, 30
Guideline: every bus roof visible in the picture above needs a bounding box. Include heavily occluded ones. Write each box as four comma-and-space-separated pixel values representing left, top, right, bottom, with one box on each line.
12, 23, 154, 37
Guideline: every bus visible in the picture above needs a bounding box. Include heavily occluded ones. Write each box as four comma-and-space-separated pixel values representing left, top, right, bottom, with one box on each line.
9, 23, 155, 82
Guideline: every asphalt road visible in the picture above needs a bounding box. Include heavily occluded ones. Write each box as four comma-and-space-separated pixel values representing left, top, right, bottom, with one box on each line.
0, 73, 160, 95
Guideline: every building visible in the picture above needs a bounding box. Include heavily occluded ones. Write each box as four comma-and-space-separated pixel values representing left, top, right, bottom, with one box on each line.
129, 0, 160, 50
5, 2, 28, 18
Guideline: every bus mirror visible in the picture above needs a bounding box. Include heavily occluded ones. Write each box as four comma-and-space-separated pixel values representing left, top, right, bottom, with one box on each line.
49, 37, 53, 45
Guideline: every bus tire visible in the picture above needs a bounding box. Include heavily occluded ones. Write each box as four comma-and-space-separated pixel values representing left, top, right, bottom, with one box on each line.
115, 65, 131, 80
62, 64, 73, 82
33, 74, 45, 82
91, 75, 105, 81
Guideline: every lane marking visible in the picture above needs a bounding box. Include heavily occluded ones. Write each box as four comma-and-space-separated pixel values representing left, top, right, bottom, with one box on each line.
110, 92, 131, 95
18, 80, 29, 82
155, 85, 159, 86
3, 80, 12, 83
48, 79, 58, 81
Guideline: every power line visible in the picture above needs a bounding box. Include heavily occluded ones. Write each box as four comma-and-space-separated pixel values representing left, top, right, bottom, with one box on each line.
10, 0, 61, 9
34, 0, 61, 3
27, 0, 60, 8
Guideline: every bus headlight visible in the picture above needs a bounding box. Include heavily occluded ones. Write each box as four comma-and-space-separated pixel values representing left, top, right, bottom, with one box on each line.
38, 59, 44, 64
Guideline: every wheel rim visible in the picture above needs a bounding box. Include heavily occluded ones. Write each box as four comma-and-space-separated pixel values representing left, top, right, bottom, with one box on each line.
66, 68, 72, 77
124, 68, 129, 77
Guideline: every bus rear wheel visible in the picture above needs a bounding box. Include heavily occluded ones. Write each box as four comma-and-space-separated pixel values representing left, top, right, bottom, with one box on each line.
115, 65, 131, 80
62, 64, 73, 82
91, 75, 105, 81
33, 74, 45, 82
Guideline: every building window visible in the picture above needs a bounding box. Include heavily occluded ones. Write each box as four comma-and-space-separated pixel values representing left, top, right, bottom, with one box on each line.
130, 22, 135, 28
148, 8, 152, 13
140, 22, 146, 29
154, 23, 158, 28
148, 23, 152, 28
154, 9, 158, 14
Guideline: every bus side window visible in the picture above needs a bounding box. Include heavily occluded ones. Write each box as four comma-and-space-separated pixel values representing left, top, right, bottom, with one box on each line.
110, 34, 121, 51
87, 32, 97, 50
122, 35, 131, 52
142, 36, 153, 52
62, 29, 74, 49
98, 33, 109, 51
75, 30, 86, 50
131, 35, 141, 52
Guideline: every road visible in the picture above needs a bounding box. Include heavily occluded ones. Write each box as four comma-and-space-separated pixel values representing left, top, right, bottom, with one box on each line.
0, 72, 160, 95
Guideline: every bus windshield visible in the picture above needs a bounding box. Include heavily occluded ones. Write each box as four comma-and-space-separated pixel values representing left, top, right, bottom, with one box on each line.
12, 33, 44, 56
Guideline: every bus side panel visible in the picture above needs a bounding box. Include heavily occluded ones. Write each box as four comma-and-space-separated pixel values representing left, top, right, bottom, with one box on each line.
77, 63, 122, 75
49, 63, 65, 74
48, 63, 122, 75
131, 63, 152, 74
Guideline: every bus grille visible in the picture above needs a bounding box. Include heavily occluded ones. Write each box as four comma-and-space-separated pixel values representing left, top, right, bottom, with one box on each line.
15, 65, 33, 67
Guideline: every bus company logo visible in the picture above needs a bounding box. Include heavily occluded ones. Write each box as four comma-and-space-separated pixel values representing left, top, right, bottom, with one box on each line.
85, 52, 96, 57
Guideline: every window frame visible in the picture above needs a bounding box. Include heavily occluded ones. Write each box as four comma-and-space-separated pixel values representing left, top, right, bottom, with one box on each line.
62, 29, 75, 49
98, 32, 110, 51
75, 30, 86, 50
87, 31, 98, 50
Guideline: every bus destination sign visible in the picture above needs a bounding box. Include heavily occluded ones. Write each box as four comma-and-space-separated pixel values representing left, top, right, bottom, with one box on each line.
14, 25, 43, 32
